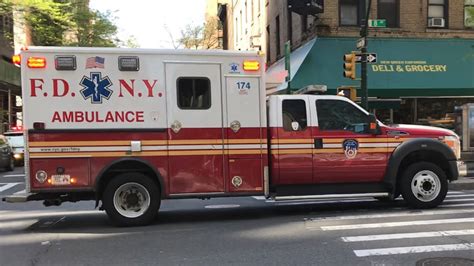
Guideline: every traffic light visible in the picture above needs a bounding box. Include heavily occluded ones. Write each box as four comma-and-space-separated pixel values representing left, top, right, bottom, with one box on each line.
343, 52, 357, 80
337, 86, 357, 101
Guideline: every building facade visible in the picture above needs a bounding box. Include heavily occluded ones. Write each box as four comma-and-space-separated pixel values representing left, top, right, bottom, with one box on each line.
0, 7, 21, 133
262, 0, 474, 129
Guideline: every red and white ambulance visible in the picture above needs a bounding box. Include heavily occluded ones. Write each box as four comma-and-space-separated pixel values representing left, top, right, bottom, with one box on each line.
5, 47, 466, 226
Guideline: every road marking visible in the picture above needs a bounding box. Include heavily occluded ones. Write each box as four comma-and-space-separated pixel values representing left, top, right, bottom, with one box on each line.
308, 208, 474, 222
353, 243, 474, 257
204, 204, 240, 209
0, 183, 20, 192
318, 217, 474, 231
342, 229, 474, 242
448, 191, 465, 194
444, 198, 474, 203
14, 189, 26, 195
2, 174, 25, 178
442, 203, 474, 208
444, 194, 474, 198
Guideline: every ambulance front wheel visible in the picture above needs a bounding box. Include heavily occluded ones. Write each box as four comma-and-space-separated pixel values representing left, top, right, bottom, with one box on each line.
400, 162, 448, 209
103, 173, 161, 227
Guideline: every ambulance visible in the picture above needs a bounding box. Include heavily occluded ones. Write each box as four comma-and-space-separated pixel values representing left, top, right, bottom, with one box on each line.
4, 47, 466, 226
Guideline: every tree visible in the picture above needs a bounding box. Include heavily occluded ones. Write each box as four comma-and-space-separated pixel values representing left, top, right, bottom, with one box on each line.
0, 0, 121, 47
178, 17, 221, 50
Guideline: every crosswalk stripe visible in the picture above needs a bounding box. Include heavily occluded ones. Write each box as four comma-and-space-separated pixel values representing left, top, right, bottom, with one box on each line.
318, 217, 474, 231
307, 208, 474, 222
444, 194, 474, 198
447, 191, 465, 194
353, 243, 474, 257
14, 189, 26, 195
444, 198, 474, 203
342, 229, 474, 242
441, 203, 474, 208
0, 183, 19, 192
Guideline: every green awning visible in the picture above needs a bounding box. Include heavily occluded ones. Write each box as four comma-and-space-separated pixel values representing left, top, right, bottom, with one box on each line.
290, 37, 474, 97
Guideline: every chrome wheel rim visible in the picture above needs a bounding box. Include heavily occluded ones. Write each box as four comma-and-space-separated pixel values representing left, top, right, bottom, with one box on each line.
411, 170, 441, 202
113, 182, 150, 218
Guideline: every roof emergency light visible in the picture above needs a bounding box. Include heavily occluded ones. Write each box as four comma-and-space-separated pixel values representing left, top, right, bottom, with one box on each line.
55, 56, 76, 71
243, 60, 260, 71
27, 57, 46, 68
119, 56, 139, 71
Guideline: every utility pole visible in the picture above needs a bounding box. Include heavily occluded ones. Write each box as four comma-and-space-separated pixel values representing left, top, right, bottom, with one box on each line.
360, 0, 372, 110
285, 41, 291, 94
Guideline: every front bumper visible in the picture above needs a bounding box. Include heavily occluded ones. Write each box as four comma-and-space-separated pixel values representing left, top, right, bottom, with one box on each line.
457, 160, 467, 177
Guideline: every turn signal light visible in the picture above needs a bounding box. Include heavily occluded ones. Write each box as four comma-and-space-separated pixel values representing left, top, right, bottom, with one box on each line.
12, 54, 21, 65
27, 57, 47, 68
243, 60, 260, 71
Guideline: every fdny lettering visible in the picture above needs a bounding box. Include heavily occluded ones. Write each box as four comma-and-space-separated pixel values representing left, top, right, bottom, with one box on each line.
51, 111, 145, 123
30, 79, 161, 98
118, 79, 159, 97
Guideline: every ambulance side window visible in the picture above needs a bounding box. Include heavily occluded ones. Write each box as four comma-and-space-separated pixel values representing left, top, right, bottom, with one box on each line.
316, 100, 368, 133
177, 77, 211, 110
282, 100, 307, 131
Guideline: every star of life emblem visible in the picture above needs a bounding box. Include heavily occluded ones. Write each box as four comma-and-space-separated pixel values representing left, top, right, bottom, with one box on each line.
80, 72, 113, 104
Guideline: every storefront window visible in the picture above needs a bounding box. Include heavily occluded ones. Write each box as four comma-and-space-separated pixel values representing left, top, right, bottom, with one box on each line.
465, 0, 474, 27
415, 98, 474, 130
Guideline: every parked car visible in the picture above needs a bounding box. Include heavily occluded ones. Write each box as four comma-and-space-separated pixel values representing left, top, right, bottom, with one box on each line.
4, 131, 24, 166
0, 135, 14, 171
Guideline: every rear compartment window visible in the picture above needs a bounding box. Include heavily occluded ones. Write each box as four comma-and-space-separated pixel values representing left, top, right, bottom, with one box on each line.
177, 77, 211, 110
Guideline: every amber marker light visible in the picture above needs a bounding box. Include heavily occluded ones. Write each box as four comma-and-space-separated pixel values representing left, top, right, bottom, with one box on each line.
47, 179, 52, 184
27, 57, 47, 68
70, 177, 76, 184
12, 54, 21, 66
243, 60, 260, 71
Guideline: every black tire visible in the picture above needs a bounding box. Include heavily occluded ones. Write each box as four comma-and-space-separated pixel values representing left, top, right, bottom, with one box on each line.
6, 157, 14, 172
399, 162, 448, 209
102, 173, 161, 227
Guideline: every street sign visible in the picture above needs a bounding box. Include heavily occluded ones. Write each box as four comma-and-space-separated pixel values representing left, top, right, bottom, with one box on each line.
355, 53, 377, 63
367, 53, 377, 63
356, 38, 366, 50
368, 19, 386, 28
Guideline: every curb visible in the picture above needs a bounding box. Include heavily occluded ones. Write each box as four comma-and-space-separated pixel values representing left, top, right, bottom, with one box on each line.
449, 177, 474, 191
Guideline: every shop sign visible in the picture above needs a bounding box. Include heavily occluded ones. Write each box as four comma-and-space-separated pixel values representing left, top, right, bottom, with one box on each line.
371, 60, 447, 73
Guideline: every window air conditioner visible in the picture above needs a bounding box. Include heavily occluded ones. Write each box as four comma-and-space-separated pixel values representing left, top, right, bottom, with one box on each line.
428, 18, 445, 28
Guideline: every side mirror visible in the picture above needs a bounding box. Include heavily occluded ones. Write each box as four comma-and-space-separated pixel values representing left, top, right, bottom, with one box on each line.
368, 113, 380, 135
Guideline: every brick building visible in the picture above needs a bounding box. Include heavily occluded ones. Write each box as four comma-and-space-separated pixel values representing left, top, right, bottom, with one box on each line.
262, 0, 474, 127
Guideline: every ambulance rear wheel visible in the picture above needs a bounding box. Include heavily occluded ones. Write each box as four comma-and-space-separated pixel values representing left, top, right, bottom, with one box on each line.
400, 162, 448, 209
103, 173, 160, 227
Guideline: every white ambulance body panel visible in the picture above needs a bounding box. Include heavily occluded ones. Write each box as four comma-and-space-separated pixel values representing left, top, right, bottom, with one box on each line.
20, 47, 265, 131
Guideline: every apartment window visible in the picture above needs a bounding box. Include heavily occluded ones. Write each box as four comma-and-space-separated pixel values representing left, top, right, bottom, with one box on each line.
378, 0, 399, 28
428, 0, 448, 27
276, 15, 281, 57
339, 0, 361, 26
465, 0, 474, 27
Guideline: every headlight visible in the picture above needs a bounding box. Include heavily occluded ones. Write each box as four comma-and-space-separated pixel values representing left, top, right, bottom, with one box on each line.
443, 135, 461, 160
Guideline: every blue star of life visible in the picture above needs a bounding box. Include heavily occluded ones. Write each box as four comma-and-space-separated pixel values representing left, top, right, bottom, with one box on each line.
80, 72, 113, 104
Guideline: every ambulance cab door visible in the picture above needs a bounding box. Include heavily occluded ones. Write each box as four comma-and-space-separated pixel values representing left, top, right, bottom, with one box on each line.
312, 98, 388, 183
276, 96, 313, 185
165, 63, 224, 194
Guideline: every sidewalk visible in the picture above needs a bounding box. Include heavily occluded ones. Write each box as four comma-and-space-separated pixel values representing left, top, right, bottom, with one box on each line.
449, 176, 474, 191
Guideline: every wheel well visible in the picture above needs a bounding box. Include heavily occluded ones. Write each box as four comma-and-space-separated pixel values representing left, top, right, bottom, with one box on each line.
397, 150, 453, 182
96, 160, 162, 201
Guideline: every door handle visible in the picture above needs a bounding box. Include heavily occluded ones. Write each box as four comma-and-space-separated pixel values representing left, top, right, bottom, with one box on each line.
314, 138, 323, 149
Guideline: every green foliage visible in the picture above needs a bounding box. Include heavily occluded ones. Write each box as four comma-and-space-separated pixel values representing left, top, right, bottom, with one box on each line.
0, 0, 121, 47
178, 17, 221, 49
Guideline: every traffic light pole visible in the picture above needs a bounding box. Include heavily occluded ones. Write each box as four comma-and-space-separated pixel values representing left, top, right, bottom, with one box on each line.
360, 0, 372, 111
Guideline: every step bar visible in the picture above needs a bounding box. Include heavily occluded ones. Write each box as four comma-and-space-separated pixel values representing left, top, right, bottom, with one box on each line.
273, 192, 390, 201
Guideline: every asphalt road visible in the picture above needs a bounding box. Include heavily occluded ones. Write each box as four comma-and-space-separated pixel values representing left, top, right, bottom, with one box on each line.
1, 168, 474, 266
